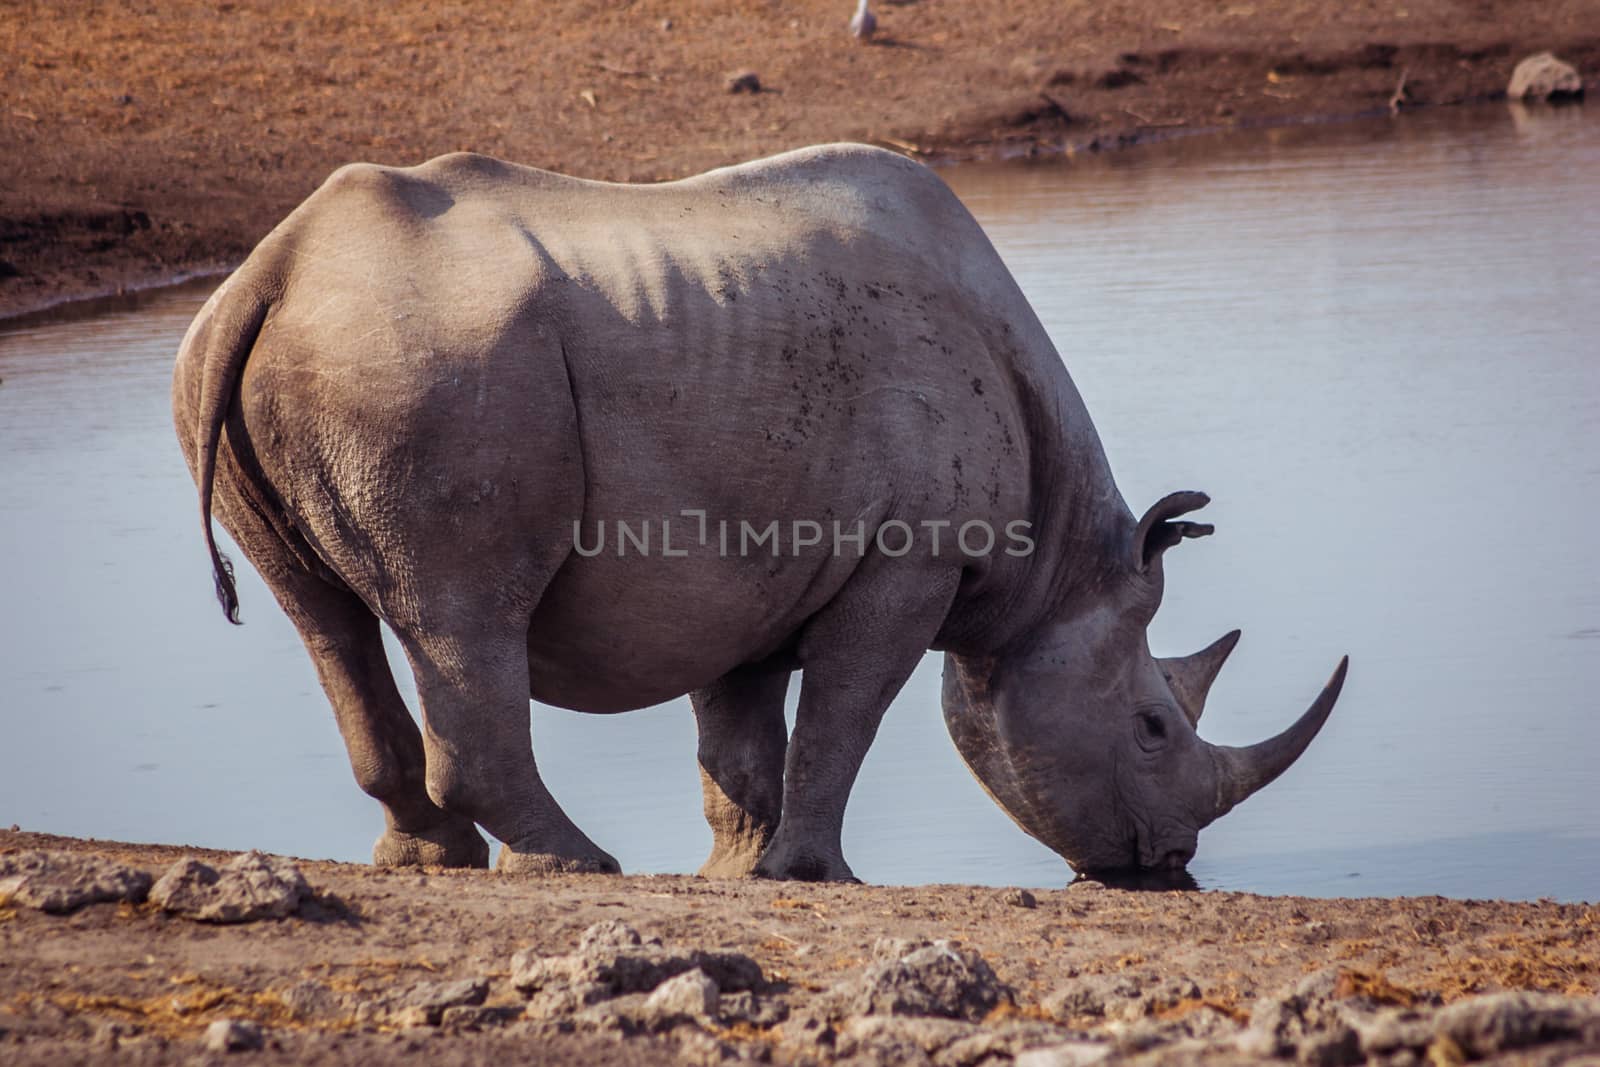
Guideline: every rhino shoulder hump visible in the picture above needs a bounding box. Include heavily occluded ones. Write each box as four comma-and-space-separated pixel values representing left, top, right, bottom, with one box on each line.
309, 160, 458, 225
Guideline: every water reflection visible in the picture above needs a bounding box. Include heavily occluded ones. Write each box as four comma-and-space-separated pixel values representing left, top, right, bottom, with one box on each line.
1, 105, 1596, 900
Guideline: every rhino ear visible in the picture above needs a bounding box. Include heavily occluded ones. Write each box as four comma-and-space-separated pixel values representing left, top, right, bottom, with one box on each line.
1135, 491, 1214, 572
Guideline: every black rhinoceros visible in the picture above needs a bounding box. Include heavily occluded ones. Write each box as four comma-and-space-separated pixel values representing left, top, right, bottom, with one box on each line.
173, 144, 1346, 881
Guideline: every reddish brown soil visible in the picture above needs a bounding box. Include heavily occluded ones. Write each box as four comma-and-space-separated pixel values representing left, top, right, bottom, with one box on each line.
3, 831, 1598, 1065
2, 0, 1597, 317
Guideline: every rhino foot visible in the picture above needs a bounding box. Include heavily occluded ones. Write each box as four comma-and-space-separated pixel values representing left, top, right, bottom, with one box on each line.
496, 840, 621, 876
372, 819, 490, 870
698, 836, 769, 879
753, 842, 861, 884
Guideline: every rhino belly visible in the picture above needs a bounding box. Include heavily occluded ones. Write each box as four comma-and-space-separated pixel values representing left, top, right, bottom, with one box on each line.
523, 544, 847, 712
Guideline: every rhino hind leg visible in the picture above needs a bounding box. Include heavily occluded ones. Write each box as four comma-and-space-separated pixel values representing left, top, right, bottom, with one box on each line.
397, 618, 620, 876
223, 501, 488, 870
692, 665, 791, 878
754, 560, 962, 883
307, 605, 487, 870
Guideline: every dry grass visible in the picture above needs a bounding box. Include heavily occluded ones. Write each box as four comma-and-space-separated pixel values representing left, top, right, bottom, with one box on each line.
1335, 969, 1421, 1007
11, 983, 307, 1039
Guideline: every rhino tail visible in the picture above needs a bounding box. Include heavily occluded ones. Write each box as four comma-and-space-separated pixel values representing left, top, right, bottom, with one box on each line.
188, 276, 272, 625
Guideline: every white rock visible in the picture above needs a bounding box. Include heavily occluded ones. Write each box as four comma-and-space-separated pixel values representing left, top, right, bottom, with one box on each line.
643, 968, 719, 1021
1508, 52, 1583, 100
203, 1018, 263, 1052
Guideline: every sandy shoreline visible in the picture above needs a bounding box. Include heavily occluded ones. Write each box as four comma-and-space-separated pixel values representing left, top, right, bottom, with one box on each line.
3, 0, 1596, 319
2, 830, 1597, 1064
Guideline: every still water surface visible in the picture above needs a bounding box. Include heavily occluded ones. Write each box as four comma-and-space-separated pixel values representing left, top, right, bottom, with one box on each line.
2, 104, 1596, 900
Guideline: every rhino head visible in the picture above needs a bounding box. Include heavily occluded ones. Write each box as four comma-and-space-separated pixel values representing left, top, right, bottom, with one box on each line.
943, 491, 1347, 875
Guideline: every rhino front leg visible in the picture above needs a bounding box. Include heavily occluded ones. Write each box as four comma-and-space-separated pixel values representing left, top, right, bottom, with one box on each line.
754, 563, 962, 882
692, 664, 791, 878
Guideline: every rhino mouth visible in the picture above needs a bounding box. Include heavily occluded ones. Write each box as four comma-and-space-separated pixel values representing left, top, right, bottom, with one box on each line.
1107, 768, 1199, 874
1078, 806, 1197, 884
1073, 866, 1201, 891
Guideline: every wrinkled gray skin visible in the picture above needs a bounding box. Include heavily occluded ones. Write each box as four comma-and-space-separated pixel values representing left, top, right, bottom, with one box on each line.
172, 144, 1346, 881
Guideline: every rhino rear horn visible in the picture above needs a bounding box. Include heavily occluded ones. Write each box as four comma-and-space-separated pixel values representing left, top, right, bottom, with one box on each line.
1135, 491, 1213, 571
1159, 629, 1241, 727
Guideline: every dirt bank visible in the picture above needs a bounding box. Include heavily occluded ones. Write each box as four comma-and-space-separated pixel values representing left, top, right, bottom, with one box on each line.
2, 830, 1597, 1065
2, 0, 1597, 318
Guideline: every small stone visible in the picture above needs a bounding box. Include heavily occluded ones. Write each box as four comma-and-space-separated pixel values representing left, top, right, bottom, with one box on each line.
279, 980, 338, 1021
851, 940, 1013, 1021
399, 977, 490, 1025
718, 989, 789, 1027
1067, 878, 1105, 892
1043, 974, 1145, 1022
93, 1020, 131, 1050
1044, 983, 1106, 1020
0, 851, 153, 913
1001, 887, 1038, 909
642, 968, 718, 1024
1507, 52, 1584, 101
203, 1018, 263, 1053
725, 70, 762, 94
150, 851, 309, 923
578, 919, 647, 953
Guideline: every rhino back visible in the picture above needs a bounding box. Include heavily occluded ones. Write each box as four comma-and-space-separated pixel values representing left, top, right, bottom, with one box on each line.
232, 146, 1085, 708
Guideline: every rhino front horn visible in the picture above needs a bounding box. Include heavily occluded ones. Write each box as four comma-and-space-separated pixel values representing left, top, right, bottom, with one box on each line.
1209, 656, 1348, 818
1159, 629, 1241, 727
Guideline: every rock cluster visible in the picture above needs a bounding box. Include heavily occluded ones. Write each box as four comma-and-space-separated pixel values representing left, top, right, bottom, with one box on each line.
0, 848, 311, 922
9, 857, 1600, 1064
511, 919, 773, 1033
787, 938, 1073, 1066
234, 948, 1600, 1065
0, 850, 152, 913
149, 851, 310, 923
1238, 971, 1600, 1066
270, 924, 1600, 1065
349, 975, 506, 1030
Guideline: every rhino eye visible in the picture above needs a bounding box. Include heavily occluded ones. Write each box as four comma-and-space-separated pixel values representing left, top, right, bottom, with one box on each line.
1134, 709, 1169, 752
